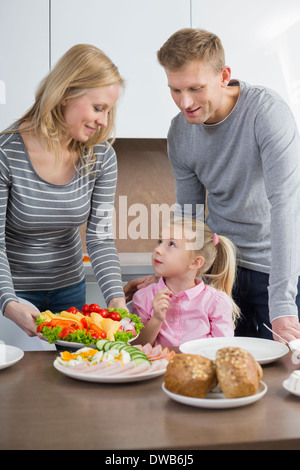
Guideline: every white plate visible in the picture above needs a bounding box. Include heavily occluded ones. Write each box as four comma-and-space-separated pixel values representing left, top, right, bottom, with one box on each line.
179, 337, 289, 365
53, 359, 166, 383
283, 379, 300, 397
162, 381, 268, 409
0, 344, 24, 370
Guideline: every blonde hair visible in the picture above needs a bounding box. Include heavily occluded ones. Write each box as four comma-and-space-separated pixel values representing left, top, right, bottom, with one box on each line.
157, 28, 225, 72
2, 44, 124, 169
170, 217, 240, 325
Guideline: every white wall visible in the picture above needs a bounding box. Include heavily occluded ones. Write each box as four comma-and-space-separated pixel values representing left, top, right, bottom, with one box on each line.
191, 0, 300, 130
2, 0, 299, 135
0, 0, 49, 131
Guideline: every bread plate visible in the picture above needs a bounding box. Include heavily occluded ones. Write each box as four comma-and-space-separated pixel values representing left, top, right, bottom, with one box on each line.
179, 337, 288, 365
162, 381, 267, 409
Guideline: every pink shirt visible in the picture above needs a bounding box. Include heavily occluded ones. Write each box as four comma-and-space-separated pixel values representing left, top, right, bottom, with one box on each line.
132, 277, 234, 348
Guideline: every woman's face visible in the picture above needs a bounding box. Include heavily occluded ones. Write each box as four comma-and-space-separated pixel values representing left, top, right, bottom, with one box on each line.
62, 84, 120, 142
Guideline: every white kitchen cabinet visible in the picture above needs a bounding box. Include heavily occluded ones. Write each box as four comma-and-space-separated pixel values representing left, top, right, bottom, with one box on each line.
50, 0, 190, 138
0, 0, 49, 131
191, 0, 300, 129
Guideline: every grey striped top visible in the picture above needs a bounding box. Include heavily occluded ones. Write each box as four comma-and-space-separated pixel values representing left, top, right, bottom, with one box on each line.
0, 127, 124, 312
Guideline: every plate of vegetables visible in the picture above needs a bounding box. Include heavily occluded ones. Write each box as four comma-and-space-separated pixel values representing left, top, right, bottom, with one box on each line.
36, 303, 143, 348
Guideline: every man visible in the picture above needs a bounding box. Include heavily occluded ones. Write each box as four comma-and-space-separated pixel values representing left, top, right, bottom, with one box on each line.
125, 28, 300, 343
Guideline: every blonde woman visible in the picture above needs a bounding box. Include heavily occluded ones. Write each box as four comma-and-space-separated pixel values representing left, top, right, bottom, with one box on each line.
0, 44, 125, 338
131, 218, 239, 347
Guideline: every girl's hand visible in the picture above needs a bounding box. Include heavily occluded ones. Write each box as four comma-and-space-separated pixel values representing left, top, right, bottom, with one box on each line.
152, 289, 170, 321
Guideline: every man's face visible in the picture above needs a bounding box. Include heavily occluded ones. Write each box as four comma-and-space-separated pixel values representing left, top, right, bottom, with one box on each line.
166, 60, 230, 125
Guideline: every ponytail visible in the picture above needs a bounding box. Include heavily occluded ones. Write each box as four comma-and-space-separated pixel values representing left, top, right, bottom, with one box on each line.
203, 235, 240, 325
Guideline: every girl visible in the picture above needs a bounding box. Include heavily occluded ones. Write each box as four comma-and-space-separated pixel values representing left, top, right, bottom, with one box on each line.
131, 217, 240, 347
0, 44, 126, 338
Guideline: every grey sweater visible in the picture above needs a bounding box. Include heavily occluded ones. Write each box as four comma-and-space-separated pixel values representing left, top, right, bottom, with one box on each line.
168, 80, 300, 322
0, 128, 124, 312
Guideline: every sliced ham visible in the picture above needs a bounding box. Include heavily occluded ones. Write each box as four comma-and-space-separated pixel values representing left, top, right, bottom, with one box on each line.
141, 343, 153, 356
149, 344, 163, 357
147, 358, 169, 371
123, 361, 151, 375
98, 362, 137, 376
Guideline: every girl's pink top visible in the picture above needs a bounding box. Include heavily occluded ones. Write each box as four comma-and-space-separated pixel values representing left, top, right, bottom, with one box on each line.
131, 277, 234, 348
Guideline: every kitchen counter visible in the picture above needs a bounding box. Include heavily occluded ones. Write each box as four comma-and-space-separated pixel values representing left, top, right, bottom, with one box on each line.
1, 348, 300, 451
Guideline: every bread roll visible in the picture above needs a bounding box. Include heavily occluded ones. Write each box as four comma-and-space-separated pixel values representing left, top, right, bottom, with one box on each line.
215, 347, 263, 398
164, 353, 218, 398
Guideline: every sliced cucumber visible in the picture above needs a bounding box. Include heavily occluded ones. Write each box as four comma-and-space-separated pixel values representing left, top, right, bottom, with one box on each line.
106, 341, 125, 351
133, 356, 149, 365
96, 339, 109, 350
112, 342, 131, 351
96, 339, 150, 364
103, 341, 115, 351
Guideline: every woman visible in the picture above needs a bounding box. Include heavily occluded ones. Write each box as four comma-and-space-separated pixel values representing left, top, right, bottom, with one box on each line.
0, 43, 126, 338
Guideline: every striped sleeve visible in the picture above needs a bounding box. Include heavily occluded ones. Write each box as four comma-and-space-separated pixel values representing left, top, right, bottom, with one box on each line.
85, 143, 125, 304
0, 146, 19, 311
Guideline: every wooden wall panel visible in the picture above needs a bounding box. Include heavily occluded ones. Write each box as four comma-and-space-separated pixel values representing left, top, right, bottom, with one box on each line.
81, 138, 176, 253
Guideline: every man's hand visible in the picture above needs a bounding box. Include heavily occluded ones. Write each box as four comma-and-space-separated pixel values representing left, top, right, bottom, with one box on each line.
123, 275, 158, 302
271, 316, 300, 343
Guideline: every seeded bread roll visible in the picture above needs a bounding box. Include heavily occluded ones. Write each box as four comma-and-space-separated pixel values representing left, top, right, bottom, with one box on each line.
215, 347, 263, 398
164, 353, 218, 398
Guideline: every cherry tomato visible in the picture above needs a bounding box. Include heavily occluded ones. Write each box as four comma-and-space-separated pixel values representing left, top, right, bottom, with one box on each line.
67, 306, 78, 314
109, 311, 121, 322
89, 303, 102, 314
81, 304, 91, 315
99, 309, 109, 318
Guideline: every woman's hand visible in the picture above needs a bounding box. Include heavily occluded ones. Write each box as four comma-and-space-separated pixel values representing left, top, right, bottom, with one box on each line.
152, 289, 170, 321
4, 301, 40, 337
107, 297, 127, 310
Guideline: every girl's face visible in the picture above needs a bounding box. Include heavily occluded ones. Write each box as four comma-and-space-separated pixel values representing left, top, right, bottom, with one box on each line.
61, 84, 120, 142
152, 225, 196, 279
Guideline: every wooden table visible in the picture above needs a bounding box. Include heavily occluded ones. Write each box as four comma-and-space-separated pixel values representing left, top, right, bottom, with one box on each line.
1, 349, 300, 451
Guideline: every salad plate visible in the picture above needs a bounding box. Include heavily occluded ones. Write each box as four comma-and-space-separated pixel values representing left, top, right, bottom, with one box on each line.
162, 381, 268, 409
53, 358, 166, 383
0, 344, 24, 370
37, 304, 142, 349
179, 337, 289, 365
